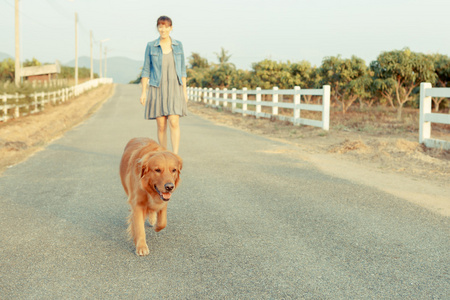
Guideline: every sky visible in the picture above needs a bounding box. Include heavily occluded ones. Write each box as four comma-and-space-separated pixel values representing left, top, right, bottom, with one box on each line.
1, 0, 450, 70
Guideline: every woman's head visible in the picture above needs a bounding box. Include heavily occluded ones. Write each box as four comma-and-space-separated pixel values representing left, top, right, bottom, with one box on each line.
157, 16, 172, 39
157, 16, 172, 28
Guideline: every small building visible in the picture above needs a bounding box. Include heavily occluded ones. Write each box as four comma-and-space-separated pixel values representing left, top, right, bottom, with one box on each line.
21, 60, 61, 81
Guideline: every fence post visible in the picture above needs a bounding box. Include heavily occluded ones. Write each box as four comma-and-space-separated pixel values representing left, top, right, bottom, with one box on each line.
202, 88, 206, 103
322, 85, 330, 130
34, 93, 38, 112
256, 87, 261, 118
223, 88, 228, 108
2, 94, 7, 122
419, 82, 432, 144
294, 86, 301, 124
215, 87, 220, 106
14, 93, 19, 118
208, 88, 213, 105
41, 92, 45, 110
232, 88, 237, 112
272, 87, 279, 116
242, 87, 248, 116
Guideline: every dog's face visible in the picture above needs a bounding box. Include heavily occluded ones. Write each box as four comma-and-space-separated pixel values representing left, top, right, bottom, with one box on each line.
139, 151, 182, 202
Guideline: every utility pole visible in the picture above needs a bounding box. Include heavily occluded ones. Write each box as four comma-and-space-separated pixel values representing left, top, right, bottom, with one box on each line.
74, 12, 78, 86
14, 0, 20, 86
104, 47, 107, 78
99, 38, 109, 79
99, 42, 102, 78
90, 30, 93, 80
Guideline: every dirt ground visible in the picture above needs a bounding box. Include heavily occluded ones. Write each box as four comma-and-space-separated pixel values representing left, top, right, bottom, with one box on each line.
0, 84, 115, 173
0, 87, 448, 217
187, 102, 450, 217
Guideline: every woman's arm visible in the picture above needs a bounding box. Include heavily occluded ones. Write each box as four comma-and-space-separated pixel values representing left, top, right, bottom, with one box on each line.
179, 42, 188, 102
182, 77, 187, 102
140, 43, 151, 106
140, 77, 149, 106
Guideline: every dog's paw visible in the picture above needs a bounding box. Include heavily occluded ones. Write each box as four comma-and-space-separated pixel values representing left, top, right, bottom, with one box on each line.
136, 242, 150, 256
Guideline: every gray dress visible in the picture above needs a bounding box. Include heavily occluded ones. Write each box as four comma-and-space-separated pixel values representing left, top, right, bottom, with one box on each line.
144, 52, 187, 119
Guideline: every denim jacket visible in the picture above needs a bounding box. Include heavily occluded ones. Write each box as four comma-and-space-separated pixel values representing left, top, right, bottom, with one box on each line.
141, 38, 187, 87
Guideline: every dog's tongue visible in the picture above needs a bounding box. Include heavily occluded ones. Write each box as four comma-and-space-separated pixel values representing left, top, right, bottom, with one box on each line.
162, 192, 171, 200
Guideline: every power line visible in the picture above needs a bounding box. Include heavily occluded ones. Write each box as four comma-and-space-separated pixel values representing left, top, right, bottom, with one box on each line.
3, 0, 55, 29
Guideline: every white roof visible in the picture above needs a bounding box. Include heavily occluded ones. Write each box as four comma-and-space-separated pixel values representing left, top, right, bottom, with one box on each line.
20, 61, 61, 77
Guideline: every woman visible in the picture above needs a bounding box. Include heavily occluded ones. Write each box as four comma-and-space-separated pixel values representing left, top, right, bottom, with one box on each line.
140, 16, 187, 155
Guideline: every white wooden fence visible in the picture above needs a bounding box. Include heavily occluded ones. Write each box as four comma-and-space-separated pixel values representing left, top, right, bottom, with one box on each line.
188, 85, 331, 130
0, 78, 113, 123
419, 83, 450, 150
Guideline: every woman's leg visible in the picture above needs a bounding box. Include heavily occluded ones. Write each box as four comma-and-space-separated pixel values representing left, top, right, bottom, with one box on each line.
168, 115, 180, 154
156, 116, 168, 148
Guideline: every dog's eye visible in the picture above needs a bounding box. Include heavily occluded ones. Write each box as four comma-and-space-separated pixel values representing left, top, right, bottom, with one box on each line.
155, 168, 161, 173
172, 168, 177, 173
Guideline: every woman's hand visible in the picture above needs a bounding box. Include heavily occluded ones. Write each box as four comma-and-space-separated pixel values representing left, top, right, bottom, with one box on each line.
182, 77, 188, 103
140, 93, 146, 106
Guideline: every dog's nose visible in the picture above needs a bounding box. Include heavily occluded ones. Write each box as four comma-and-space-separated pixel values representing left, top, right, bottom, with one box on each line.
164, 183, 174, 192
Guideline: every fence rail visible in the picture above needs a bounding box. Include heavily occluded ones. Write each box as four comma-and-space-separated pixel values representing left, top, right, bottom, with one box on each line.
419, 83, 450, 150
188, 85, 331, 130
1, 78, 113, 123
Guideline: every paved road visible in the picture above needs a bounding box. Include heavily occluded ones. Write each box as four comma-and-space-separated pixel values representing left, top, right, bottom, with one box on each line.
1, 84, 449, 299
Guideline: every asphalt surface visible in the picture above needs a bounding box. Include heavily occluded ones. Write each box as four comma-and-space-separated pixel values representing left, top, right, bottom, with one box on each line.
1, 84, 449, 299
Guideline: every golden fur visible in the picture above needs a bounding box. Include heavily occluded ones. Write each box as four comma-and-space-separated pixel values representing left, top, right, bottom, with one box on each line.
119, 137, 182, 256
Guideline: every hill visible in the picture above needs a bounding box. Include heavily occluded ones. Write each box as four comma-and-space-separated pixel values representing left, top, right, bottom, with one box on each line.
65, 56, 143, 84
0, 52, 13, 61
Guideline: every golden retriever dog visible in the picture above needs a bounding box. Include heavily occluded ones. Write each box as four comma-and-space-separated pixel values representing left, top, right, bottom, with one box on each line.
120, 137, 182, 256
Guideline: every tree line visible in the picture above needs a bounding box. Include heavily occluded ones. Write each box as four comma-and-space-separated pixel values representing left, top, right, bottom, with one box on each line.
187, 48, 450, 117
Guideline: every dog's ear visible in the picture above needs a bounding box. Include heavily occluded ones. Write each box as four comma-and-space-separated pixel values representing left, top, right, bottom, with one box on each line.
137, 158, 148, 178
177, 155, 183, 172
173, 154, 183, 186
140, 164, 147, 178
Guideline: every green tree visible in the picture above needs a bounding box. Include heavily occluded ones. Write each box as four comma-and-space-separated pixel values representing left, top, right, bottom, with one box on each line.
211, 64, 236, 88
214, 47, 232, 65
290, 61, 322, 103
23, 57, 41, 67
371, 61, 397, 108
319, 55, 368, 113
0, 58, 15, 81
431, 54, 450, 111
210, 48, 236, 88
59, 66, 94, 79
251, 59, 292, 89
188, 53, 209, 69
230, 69, 255, 89
187, 53, 210, 87
371, 48, 437, 119
349, 72, 375, 109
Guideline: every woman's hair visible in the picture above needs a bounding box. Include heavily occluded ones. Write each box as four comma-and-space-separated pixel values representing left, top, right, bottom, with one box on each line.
157, 16, 172, 27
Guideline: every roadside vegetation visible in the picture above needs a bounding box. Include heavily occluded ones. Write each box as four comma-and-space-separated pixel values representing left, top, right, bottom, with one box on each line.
187, 47, 449, 119
0, 57, 98, 94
